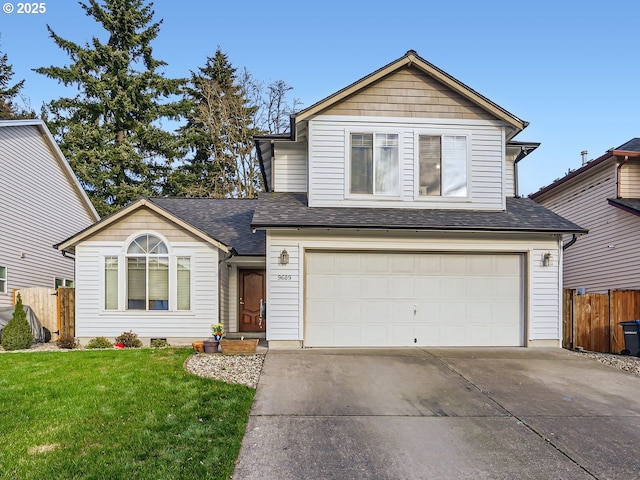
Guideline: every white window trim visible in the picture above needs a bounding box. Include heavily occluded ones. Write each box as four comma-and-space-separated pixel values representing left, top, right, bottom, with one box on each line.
344, 128, 403, 199
0, 266, 7, 294
413, 130, 471, 202
100, 232, 194, 313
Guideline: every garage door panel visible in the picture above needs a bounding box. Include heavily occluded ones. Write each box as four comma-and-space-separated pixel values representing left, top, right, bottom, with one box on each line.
305, 252, 523, 347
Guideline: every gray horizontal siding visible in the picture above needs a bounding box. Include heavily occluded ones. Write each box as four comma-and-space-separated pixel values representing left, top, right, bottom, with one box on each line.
0, 124, 96, 307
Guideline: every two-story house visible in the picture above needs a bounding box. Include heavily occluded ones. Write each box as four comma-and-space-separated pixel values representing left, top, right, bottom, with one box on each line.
0, 119, 99, 308
57, 51, 584, 347
531, 139, 640, 293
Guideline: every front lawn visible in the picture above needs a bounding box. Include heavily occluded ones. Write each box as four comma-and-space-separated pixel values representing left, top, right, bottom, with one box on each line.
0, 348, 255, 479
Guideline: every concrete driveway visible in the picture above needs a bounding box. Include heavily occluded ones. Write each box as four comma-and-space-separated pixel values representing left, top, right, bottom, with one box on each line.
233, 348, 640, 479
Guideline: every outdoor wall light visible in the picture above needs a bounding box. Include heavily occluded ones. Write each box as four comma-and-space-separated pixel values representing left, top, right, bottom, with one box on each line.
279, 249, 289, 265
542, 252, 552, 267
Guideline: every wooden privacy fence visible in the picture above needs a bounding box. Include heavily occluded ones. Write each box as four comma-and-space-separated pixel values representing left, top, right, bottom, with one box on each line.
563, 289, 640, 353
13, 287, 75, 340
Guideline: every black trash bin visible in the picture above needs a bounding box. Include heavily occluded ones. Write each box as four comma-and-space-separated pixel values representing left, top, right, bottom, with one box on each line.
619, 321, 640, 356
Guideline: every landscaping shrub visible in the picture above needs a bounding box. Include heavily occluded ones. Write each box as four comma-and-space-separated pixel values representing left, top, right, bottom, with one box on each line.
86, 336, 113, 349
1, 294, 33, 351
150, 338, 170, 348
56, 335, 79, 349
115, 331, 142, 348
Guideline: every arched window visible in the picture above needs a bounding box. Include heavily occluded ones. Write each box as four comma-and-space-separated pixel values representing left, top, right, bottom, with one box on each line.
126, 234, 169, 310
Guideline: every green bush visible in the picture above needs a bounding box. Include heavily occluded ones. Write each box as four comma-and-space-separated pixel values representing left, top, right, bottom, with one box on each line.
150, 338, 170, 348
115, 331, 142, 348
56, 335, 79, 349
86, 336, 113, 349
1, 294, 33, 351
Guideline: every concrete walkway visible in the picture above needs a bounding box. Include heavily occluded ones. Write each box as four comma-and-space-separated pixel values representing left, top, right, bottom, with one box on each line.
233, 348, 640, 479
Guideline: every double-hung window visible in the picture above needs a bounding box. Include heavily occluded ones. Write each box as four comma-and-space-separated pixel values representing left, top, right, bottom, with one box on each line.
350, 132, 399, 195
418, 134, 468, 197
0, 266, 6, 294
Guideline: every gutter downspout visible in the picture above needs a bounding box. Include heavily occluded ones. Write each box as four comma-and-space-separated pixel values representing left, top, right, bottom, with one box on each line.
562, 234, 578, 251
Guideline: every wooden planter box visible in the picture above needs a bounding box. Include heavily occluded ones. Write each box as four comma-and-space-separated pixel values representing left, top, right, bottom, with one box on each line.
220, 339, 259, 354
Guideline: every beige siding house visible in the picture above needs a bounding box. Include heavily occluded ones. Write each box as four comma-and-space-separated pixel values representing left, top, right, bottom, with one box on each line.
60, 51, 583, 347
0, 120, 99, 308
531, 139, 640, 293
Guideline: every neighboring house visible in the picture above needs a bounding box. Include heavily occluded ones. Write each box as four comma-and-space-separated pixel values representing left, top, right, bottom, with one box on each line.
0, 119, 99, 308
531, 139, 640, 293
58, 51, 584, 347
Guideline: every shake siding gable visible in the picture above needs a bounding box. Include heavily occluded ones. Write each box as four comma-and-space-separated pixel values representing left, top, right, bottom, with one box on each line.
321, 68, 498, 121
0, 123, 97, 307
87, 208, 202, 243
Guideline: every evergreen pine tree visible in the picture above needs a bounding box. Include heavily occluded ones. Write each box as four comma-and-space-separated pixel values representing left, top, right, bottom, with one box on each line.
165, 49, 262, 198
0, 39, 35, 119
1, 294, 33, 351
35, 0, 187, 215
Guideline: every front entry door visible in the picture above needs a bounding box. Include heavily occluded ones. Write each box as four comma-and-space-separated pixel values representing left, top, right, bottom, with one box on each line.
239, 269, 265, 332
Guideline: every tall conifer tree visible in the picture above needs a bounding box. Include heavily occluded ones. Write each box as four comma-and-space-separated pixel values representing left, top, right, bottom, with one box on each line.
36, 0, 186, 215
0, 40, 35, 119
165, 49, 262, 198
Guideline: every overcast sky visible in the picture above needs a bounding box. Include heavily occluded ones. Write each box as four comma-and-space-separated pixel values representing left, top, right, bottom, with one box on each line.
2, 0, 639, 195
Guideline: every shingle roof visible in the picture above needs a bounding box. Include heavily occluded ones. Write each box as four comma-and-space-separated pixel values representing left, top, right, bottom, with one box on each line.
616, 138, 640, 153
608, 198, 640, 217
251, 193, 587, 234
148, 198, 265, 256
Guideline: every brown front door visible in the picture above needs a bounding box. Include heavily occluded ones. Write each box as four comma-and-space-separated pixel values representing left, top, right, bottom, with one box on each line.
239, 269, 265, 332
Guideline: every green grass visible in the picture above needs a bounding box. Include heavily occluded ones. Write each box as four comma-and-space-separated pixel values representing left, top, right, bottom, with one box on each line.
0, 348, 255, 480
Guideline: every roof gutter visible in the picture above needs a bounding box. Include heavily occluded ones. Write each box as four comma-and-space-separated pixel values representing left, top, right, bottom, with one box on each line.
250, 224, 586, 235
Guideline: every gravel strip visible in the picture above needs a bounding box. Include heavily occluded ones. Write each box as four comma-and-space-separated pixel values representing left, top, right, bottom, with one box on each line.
184, 353, 265, 388
579, 351, 640, 377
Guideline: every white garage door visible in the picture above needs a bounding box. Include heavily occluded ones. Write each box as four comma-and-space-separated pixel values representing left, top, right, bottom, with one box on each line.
305, 251, 524, 347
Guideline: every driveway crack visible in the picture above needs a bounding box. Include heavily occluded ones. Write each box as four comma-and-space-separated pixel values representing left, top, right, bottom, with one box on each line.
424, 350, 600, 480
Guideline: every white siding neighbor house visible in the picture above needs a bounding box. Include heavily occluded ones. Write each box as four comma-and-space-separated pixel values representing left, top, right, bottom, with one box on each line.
59, 51, 583, 347
0, 120, 99, 308
531, 139, 640, 293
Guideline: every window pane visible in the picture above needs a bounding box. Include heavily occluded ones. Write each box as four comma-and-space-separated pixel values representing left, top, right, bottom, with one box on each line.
177, 257, 191, 310
127, 234, 167, 254
55, 278, 64, 289
148, 258, 169, 310
374, 134, 399, 194
442, 136, 467, 197
0, 266, 5, 294
419, 135, 441, 196
350, 133, 373, 194
105, 257, 118, 310
127, 257, 146, 310
65, 280, 75, 288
